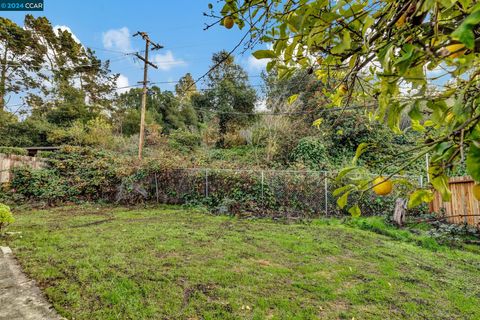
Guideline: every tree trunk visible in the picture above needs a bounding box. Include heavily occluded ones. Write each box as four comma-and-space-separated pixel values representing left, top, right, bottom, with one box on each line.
0, 48, 8, 111
393, 198, 407, 227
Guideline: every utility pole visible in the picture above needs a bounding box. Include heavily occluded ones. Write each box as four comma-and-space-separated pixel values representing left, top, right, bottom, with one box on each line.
133, 31, 163, 160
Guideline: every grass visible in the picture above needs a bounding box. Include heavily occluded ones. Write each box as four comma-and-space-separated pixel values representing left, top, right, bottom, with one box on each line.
2, 205, 480, 320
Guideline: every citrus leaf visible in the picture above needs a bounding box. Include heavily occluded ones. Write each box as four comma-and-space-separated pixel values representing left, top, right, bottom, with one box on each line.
337, 191, 350, 209
466, 144, 480, 181
312, 118, 323, 128
408, 189, 434, 208
336, 166, 360, 181
352, 143, 370, 165
451, 9, 480, 49
252, 50, 276, 59
429, 165, 451, 201
348, 205, 361, 217
288, 94, 299, 105
333, 184, 354, 197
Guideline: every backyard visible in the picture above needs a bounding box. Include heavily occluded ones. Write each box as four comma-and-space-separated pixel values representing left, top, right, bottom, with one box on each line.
2, 205, 480, 320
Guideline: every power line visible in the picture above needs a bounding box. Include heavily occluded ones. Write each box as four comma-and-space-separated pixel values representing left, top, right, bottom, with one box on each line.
193, 104, 376, 116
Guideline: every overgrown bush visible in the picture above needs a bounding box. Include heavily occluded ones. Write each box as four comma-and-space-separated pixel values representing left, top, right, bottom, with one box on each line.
0, 147, 27, 156
168, 129, 202, 151
10, 146, 124, 203
290, 137, 329, 170
10, 168, 70, 204
0, 203, 14, 234
47, 118, 115, 148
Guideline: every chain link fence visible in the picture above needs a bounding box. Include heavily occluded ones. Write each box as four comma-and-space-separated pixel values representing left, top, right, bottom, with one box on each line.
124, 168, 422, 217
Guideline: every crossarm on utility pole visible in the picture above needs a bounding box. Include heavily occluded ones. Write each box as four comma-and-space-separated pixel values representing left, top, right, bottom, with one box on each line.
133, 53, 158, 69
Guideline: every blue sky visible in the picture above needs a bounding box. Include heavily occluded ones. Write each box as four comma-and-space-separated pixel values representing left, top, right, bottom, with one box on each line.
3, 0, 267, 96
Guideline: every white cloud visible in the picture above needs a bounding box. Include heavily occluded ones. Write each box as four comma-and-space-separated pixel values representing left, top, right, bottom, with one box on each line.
152, 51, 187, 71
255, 99, 267, 111
116, 74, 130, 94
247, 55, 268, 71
102, 27, 132, 53
53, 25, 81, 44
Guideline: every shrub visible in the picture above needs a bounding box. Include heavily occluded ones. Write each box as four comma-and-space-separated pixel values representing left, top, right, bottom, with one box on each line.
10, 168, 70, 204
223, 130, 248, 148
10, 146, 124, 204
290, 137, 329, 170
47, 118, 115, 148
0, 203, 14, 234
168, 129, 202, 151
0, 147, 27, 156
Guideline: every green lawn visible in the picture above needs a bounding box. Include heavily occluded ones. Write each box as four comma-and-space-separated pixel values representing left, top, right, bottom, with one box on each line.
3, 205, 480, 319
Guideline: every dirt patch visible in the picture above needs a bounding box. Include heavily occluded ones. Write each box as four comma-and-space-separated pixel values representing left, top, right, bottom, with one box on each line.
182, 283, 218, 307
71, 217, 115, 228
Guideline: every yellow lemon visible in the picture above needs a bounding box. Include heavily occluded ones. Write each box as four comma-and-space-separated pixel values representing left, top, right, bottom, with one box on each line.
373, 177, 393, 196
223, 16, 234, 29
473, 184, 480, 201
446, 43, 466, 58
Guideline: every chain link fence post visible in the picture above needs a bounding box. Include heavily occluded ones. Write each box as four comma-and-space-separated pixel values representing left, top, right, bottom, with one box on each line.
205, 169, 209, 198
261, 170, 265, 208
154, 172, 159, 203
324, 172, 328, 216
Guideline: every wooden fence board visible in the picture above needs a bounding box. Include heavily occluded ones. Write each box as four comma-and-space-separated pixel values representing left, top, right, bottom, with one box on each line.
430, 176, 480, 227
0, 153, 46, 183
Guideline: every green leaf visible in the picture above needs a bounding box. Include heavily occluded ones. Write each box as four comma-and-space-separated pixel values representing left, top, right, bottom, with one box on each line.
408, 101, 422, 121
312, 118, 323, 128
451, 9, 480, 49
348, 205, 361, 217
288, 94, 299, 105
331, 31, 351, 54
337, 190, 350, 209
336, 166, 360, 181
362, 16, 374, 37
429, 165, 451, 201
352, 143, 370, 165
466, 144, 480, 181
408, 189, 434, 208
411, 119, 425, 132
333, 184, 354, 197
252, 50, 276, 59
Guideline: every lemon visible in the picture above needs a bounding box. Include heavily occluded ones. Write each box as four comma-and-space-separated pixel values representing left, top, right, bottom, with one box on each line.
373, 177, 393, 196
473, 184, 480, 201
223, 16, 234, 29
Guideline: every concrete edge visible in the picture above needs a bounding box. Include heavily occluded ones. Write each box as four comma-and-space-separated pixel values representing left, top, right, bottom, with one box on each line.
0, 246, 66, 320
1, 246, 13, 255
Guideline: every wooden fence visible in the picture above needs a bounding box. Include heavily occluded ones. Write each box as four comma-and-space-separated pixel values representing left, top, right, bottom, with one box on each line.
430, 176, 480, 227
0, 153, 46, 183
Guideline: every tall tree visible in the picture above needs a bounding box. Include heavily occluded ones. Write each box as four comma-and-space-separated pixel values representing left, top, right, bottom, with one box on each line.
23, 15, 117, 123
0, 17, 45, 111
198, 50, 257, 147
175, 73, 197, 99
115, 86, 198, 135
